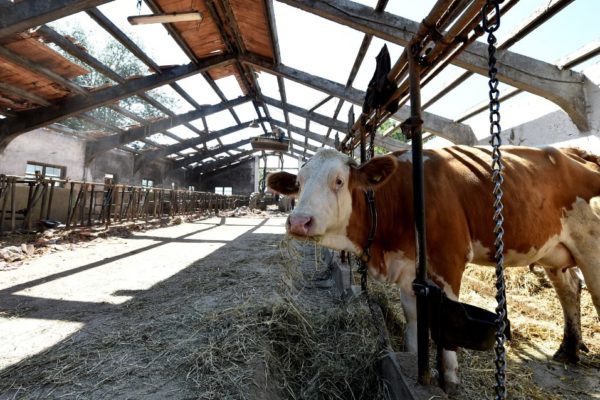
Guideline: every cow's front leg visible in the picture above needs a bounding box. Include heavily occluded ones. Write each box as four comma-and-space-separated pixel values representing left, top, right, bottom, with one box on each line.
399, 287, 460, 390
399, 288, 417, 352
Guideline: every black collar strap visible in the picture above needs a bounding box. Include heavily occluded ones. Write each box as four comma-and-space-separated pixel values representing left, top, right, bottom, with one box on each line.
362, 188, 377, 262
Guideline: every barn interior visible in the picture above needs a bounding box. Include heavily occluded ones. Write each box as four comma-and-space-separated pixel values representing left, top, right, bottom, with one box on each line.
0, 0, 599, 399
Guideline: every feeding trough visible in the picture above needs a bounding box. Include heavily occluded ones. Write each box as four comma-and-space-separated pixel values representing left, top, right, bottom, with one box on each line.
251, 134, 290, 152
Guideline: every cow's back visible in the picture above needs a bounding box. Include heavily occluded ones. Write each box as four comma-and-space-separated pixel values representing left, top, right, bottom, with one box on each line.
419, 145, 600, 265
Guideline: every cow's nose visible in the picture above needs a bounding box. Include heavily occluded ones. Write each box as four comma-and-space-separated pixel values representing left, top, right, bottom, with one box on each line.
287, 215, 313, 236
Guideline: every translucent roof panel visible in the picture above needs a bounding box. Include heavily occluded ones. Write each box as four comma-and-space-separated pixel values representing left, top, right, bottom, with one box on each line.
256, 71, 281, 101
215, 75, 245, 100
97, 1, 190, 66
275, 2, 364, 86
167, 125, 197, 140
205, 109, 237, 131
281, 78, 333, 111
177, 75, 224, 106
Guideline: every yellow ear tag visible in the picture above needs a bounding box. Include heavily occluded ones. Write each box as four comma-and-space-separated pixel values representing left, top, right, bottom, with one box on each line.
372, 175, 381, 183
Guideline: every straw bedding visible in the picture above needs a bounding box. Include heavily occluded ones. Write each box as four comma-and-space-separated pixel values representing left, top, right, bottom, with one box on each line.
0, 214, 598, 399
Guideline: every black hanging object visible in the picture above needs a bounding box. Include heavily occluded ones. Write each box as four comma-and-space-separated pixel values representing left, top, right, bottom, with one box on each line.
362, 44, 399, 115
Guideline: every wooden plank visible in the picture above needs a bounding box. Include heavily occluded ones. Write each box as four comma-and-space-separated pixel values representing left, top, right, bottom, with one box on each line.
0, 81, 50, 107
155, 0, 228, 60
5, 35, 88, 78
0, 45, 87, 95
229, 0, 274, 60
0, 0, 112, 38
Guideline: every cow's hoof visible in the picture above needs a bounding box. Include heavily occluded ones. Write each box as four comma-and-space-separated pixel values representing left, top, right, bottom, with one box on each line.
430, 369, 460, 395
580, 342, 590, 353
553, 344, 580, 364
444, 381, 460, 396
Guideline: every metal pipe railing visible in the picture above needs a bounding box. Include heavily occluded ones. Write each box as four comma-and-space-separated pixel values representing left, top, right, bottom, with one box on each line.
0, 174, 249, 234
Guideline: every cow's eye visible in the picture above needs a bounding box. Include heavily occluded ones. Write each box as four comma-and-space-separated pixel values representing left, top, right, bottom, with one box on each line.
334, 178, 343, 189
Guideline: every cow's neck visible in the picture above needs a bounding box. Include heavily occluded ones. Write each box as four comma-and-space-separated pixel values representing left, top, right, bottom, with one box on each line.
347, 166, 416, 266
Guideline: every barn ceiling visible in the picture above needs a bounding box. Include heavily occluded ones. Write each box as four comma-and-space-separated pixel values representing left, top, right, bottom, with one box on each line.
0, 0, 599, 176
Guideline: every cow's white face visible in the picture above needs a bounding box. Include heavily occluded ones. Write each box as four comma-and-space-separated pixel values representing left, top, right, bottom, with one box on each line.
267, 148, 398, 251
292, 149, 355, 241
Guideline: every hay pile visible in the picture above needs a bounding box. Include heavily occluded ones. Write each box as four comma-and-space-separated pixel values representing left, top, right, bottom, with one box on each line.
0, 219, 390, 399
456, 265, 600, 399
1, 215, 597, 399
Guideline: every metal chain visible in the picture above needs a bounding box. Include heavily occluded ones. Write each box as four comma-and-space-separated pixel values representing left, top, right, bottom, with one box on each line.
483, 1, 508, 399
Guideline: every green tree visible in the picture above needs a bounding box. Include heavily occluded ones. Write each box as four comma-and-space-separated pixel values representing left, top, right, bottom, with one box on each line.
374, 118, 409, 155
51, 23, 182, 141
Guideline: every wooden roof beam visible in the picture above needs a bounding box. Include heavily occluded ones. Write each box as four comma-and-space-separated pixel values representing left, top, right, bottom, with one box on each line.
423, 0, 576, 110
279, 0, 589, 131
262, 95, 347, 132
270, 115, 406, 153
173, 138, 252, 169
38, 25, 207, 141
86, 8, 225, 134
0, 55, 232, 151
140, 118, 266, 171
269, 117, 335, 147
194, 149, 255, 174
243, 55, 476, 144
0, 0, 111, 38
86, 95, 250, 162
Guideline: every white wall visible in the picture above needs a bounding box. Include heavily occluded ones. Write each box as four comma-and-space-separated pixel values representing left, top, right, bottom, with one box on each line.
0, 127, 189, 188
0, 127, 86, 179
474, 61, 600, 151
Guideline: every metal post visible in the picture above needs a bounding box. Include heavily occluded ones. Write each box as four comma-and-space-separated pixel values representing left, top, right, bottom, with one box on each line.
105, 185, 113, 229
46, 180, 55, 220
406, 42, 431, 386
87, 184, 95, 226
10, 178, 16, 232
79, 183, 87, 227
0, 176, 8, 233
66, 181, 75, 229
40, 182, 48, 224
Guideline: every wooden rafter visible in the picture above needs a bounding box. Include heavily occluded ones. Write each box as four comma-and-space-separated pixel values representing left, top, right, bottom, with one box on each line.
0, 55, 233, 150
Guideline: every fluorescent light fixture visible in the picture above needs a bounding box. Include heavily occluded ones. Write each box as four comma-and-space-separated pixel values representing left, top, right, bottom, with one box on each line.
127, 12, 202, 25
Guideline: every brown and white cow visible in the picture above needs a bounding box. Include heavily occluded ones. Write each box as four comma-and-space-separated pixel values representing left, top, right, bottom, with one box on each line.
268, 145, 600, 387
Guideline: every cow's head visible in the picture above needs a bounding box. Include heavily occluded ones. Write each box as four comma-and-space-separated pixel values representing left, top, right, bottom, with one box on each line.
267, 148, 397, 250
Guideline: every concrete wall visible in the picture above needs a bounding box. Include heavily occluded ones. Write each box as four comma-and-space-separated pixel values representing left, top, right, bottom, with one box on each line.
196, 160, 255, 195
0, 127, 188, 188
0, 185, 73, 231
0, 128, 86, 179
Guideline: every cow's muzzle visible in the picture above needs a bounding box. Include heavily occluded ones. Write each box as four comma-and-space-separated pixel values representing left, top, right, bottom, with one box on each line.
287, 214, 313, 236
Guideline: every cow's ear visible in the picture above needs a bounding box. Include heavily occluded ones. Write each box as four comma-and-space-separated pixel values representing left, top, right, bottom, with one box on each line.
267, 171, 299, 195
350, 156, 397, 189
